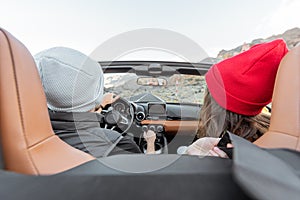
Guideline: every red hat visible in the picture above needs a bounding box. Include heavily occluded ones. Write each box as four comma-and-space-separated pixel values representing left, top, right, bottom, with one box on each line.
205, 39, 288, 116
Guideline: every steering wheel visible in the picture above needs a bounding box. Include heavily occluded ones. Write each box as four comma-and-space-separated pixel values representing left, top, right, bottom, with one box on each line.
102, 97, 134, 135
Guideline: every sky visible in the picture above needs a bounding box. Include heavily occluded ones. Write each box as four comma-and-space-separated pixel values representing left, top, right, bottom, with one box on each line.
1, 0, 300, 60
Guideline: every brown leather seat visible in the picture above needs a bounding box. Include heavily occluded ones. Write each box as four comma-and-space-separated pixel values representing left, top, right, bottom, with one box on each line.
0, 28, 94, 175
254, 45, 300, 151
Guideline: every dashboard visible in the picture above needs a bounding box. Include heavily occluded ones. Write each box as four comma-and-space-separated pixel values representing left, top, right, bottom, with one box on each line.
107, 95, 201, 153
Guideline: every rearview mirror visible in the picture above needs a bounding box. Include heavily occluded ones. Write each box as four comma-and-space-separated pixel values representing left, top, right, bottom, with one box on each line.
137, 77, 167, 86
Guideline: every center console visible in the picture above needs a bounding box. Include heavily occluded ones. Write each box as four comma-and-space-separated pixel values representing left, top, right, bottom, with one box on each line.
140, 102, 168, 154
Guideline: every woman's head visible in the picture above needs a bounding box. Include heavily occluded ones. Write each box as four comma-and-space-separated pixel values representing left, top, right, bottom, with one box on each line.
198, 39, 288, 140
35, 47, 104, 112
205, 39, 288, 116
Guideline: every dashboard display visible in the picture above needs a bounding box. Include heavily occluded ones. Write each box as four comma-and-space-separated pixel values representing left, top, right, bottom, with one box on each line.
148, 103, 166, 117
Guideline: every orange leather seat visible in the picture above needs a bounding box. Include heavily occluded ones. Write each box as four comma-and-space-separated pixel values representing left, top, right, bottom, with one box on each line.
0, 28, 94, 175
255, 46, 300, 151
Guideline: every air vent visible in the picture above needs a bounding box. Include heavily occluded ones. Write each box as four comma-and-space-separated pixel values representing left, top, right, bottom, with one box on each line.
136, 111, 145, 121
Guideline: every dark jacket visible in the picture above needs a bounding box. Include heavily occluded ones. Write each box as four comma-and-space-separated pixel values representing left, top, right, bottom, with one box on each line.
49, 111, 141, 158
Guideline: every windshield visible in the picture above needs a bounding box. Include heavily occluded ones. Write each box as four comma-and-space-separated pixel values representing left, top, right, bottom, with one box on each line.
104, 73, 206, 104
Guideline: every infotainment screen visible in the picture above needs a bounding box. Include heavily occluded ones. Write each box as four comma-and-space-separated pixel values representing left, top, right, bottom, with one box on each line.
148, 103, 166, 118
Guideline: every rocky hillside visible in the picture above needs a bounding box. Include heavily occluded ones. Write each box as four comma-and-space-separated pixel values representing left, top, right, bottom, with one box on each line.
217, 27, 300, 59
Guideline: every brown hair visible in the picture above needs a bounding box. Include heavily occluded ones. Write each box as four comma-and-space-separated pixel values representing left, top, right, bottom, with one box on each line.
197, 89, 270, 142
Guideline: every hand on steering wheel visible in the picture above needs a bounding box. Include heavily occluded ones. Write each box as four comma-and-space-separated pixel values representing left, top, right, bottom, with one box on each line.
102, 93, 120, 107
95, 93, 120, 112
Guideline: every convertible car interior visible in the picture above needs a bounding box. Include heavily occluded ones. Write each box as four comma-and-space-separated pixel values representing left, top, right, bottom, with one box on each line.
0, 28, 299, 200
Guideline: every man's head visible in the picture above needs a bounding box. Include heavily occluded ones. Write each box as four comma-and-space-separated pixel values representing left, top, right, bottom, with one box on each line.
35, 47, 104, 112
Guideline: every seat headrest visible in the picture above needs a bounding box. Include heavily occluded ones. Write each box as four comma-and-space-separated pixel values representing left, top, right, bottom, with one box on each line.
255, 46, 300, 150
